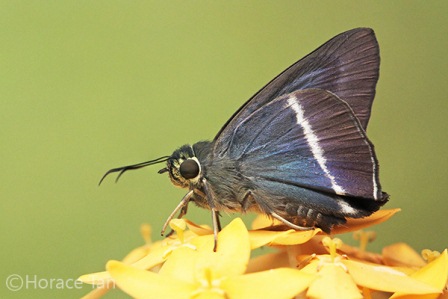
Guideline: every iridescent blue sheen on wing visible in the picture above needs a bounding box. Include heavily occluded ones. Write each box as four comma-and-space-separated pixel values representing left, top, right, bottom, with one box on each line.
225, 89, 382, 200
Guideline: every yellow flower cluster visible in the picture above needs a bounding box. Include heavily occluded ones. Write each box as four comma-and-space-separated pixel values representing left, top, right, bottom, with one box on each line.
78, 209, 447, 299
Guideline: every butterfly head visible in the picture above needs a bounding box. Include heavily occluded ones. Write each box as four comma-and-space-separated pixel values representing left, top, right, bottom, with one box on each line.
160, 145, 202, 189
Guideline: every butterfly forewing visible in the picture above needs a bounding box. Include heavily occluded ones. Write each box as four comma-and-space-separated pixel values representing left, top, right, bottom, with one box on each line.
214, 27, 379, 155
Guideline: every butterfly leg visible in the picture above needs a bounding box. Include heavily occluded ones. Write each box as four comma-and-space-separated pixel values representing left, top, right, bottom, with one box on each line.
163, 201, 190, 238
270, 211, 315, 231
161, 189, 194, 237
211, 208, 220, 251
202, 178, 221, 251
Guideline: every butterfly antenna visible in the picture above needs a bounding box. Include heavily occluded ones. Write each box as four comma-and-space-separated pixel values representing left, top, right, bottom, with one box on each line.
99, 156, 171, 185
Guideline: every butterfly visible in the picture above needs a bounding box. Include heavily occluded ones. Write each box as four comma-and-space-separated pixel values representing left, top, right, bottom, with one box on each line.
100, 28, 389, 249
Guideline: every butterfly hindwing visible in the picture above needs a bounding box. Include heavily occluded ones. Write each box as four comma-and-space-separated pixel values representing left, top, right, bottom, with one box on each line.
222, 89, 383, 201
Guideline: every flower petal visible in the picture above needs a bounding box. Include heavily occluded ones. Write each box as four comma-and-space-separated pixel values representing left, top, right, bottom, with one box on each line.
306, 263, 362, 299
246, 251, 290, 273
130, 230, 201, 270
332, 209, 401, 234
249, 230, 293, 249
121, 246, 150, 264
77, 271, 113, 285
185, 219, 213, 236
270, 229, 321, 246
382, 242, 426, 268
249, 228, 320, 249
214, 218, 251, 277
251, 214, 280, 229
79, 244, 168, 287
128, 244, 168, 270
107, 260, 195, 299
158, 246, 199, 283
192, 291, 226, 299
222, 268, 316, 299
390, 249, 448, 299
345, 259, 440, 294
189, 218, 251, 278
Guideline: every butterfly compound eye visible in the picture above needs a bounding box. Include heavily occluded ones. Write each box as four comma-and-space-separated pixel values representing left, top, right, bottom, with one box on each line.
179, 159, 200, 179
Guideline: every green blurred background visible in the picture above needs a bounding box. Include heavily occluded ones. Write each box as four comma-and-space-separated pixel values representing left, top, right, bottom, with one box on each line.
1, 1, 446, 298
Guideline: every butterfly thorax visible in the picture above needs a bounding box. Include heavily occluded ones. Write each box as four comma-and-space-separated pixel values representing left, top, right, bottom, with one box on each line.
166, 141, 256, 213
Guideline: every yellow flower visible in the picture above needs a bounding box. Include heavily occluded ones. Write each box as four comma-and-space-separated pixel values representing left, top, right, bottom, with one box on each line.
300, 237, 441, 299
79, 207, 447, 299
186, 216, 321, 249
389, 249, 448, 299
78, 220, 204, 298
107, 218, 316, 299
